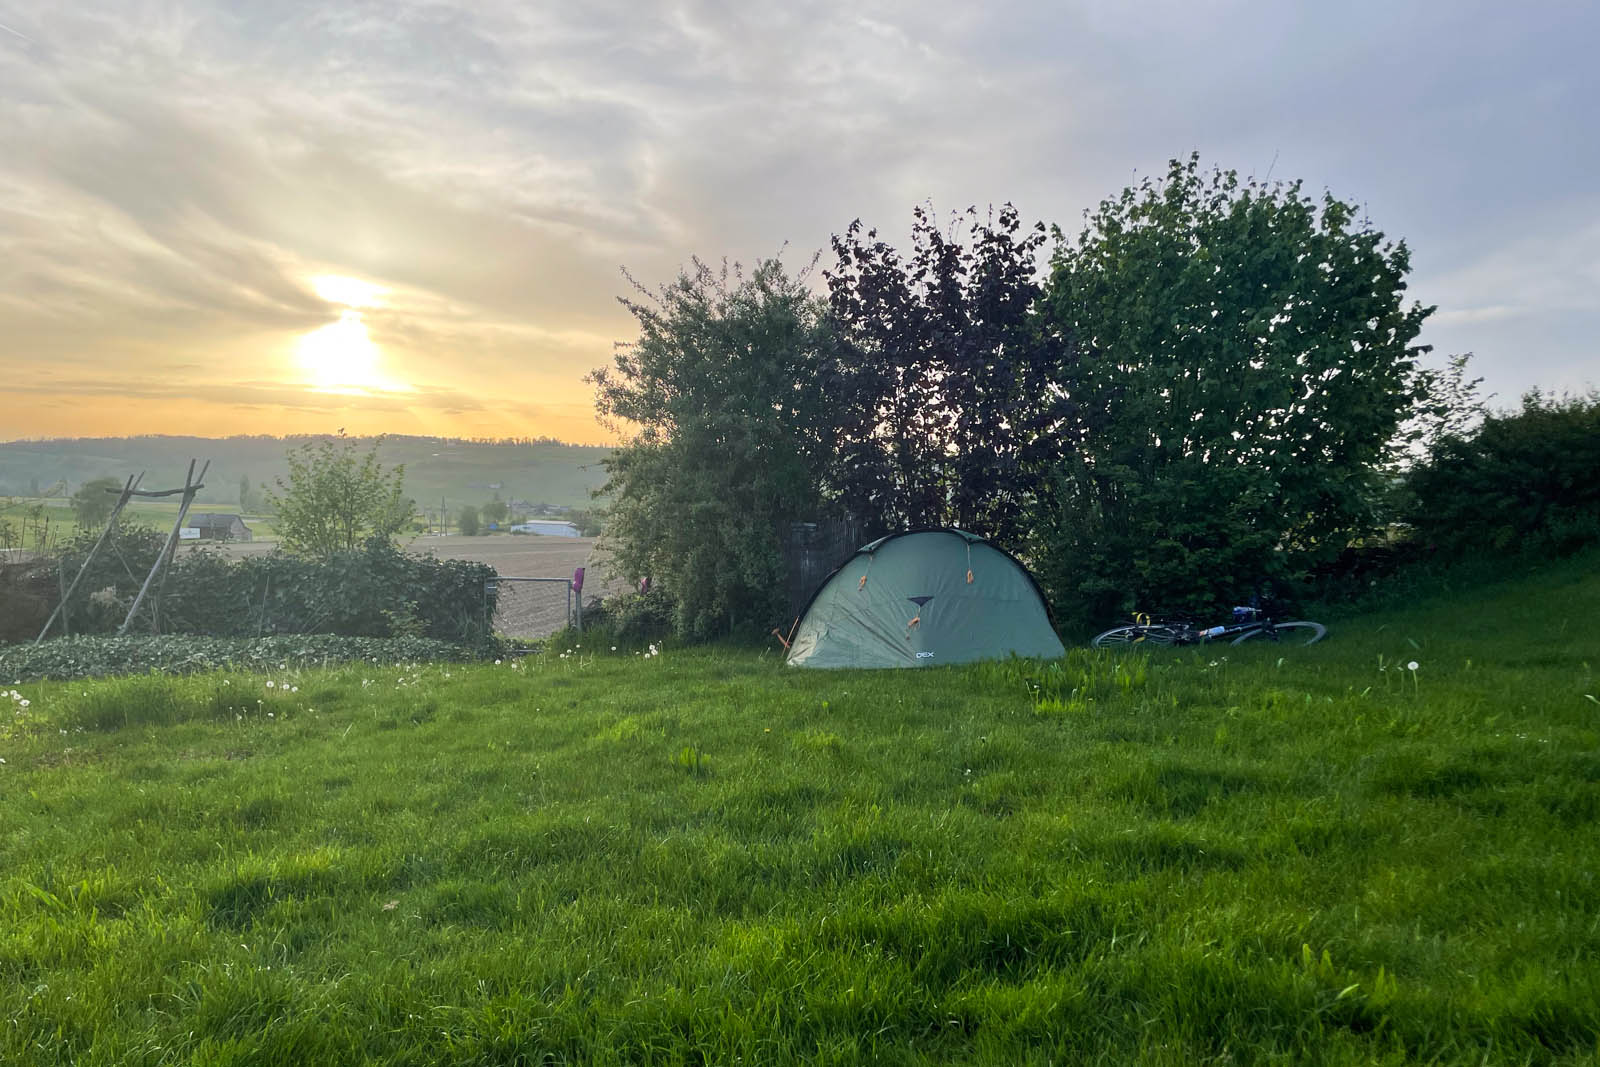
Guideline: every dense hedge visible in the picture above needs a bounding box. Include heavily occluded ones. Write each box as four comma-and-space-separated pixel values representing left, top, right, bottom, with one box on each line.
1405, 391, 1600, 557
0, 634, 482, 683
47, 535, 496, 644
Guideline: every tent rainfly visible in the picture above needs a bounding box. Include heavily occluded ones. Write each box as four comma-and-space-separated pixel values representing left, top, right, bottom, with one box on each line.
785, 528, 1065, 669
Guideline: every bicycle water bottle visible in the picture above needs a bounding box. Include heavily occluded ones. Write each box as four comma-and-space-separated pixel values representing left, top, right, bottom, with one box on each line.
1204, 625, 1227, 638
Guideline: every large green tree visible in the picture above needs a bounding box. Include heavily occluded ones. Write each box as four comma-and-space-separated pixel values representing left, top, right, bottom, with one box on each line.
1038, 156, 1434, 626
267, 433, 410, 559
70, 477, 123, 528
588, 258, 838, 638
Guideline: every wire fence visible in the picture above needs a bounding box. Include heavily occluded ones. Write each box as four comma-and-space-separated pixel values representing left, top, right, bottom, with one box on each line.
487, 576, 579, 640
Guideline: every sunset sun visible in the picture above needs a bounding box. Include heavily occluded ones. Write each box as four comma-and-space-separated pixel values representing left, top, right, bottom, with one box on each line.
298, 309, 384, 389
297, 275, 407, 392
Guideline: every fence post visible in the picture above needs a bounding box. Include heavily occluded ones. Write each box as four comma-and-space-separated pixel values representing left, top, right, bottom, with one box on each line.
572, 567, 585, 631
57, 559, 70, 637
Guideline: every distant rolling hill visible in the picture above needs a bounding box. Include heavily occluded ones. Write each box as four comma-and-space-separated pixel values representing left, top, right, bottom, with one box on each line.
0, 435, 613, 512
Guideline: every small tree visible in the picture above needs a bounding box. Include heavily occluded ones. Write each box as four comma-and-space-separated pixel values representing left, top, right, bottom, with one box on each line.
268, 432, 409, 559
481, 493, 509, 526
825, 204, 1069, 545
589, 257, 838, 638
71, 477, 123, 528
458, 505, 481, 537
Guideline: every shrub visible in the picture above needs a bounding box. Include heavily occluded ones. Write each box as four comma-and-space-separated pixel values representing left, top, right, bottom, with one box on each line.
46, 535, 495, 645
1405, 390, 1600, 557
580, 588, 676, 645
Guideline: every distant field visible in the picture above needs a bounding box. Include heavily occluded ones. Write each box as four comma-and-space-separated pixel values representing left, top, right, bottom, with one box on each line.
0, 498, 282, 551
2, 556, 1597, 1063
0, 434, 612, 514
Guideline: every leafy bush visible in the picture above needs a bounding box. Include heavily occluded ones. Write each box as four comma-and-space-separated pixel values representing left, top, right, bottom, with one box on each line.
1036, 157, 1435, 630
1405, 390, 1600, 557
47, 535, 495, 645
589, 259, 838, 639
579, 588, 676, 645
0, 634, 480, 683
267, 431, 410, 558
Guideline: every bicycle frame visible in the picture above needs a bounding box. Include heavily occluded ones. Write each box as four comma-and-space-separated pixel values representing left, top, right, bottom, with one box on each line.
1094, 605, 1325, 650
1142, 614, 1283, 645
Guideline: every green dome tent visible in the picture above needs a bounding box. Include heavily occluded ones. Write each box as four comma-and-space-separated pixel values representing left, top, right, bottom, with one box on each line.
786, 529, 1065, 669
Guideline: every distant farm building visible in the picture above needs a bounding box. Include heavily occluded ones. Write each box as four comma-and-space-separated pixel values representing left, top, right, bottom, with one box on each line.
510, 520, 580, 537
182, 513, 253, 541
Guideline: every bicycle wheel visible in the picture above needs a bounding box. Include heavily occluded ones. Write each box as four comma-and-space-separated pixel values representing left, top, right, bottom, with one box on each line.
1230, 621, 1326, 646
1091, 625, 1180, 649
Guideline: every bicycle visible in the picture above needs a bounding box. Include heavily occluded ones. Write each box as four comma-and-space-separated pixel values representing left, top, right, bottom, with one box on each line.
1090, 606, 1327, 649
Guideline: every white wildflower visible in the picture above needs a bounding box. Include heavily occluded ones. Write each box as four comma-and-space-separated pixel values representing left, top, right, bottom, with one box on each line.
1407, 661, 1419, 672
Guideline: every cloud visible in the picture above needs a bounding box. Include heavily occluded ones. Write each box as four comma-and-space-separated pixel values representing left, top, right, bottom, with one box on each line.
1, 0, 1598, 441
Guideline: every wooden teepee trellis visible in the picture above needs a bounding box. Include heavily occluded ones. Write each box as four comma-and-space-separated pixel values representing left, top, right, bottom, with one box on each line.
34, 459, 211, 642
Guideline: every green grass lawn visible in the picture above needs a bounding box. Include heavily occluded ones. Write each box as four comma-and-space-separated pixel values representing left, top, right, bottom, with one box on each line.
3, 561, 1598, 1064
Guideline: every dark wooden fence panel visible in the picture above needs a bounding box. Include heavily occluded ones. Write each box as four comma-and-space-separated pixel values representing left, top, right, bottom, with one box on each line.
782, 519, 872, 627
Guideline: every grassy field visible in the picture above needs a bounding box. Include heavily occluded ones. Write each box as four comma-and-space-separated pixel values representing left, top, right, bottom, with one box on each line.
0, 498, 283, 553
2, 560, 1597, 1064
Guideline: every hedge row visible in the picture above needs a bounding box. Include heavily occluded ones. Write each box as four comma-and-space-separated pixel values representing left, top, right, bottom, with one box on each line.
47, 534, 496, 644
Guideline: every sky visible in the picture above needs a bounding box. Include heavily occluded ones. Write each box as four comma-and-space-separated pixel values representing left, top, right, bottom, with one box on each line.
1, 1, 1595, 445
